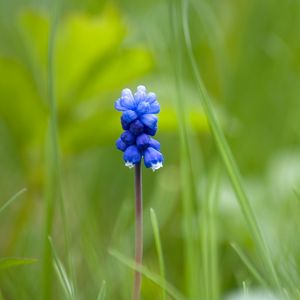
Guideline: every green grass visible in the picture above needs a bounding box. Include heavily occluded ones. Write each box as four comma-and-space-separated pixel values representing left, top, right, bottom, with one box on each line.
150, 208, 166, 300
96, 280, 107, 300
42, 0, 60, 297
201, 165, 220, 300
43, 1, 75, 299
0, 188, 27, 214
109, 248, 186, 300
181, 0, 282, 292
1, 0, 300, 299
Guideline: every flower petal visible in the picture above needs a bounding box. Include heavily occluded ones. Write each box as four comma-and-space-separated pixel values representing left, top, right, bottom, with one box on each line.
120, 95, 136, 110
121, 110, 138, 130
146, 92, 156, 104
144, 147, 164, 171
148, 101, 160, 114
121, 131, 136, 145
114, 99, 127, 111
136, 133, 150, 150
140, 114, 158, 129
144, 125, 157, 136
136, 101, 150, 114
123, 145, 142, 167
137, 85, 147, 92
121, 88, 134, 99
116, 138, 127, 151
129, 120, 144, 135
122, 110, 138, 123
149, 138, 160, 151
134, 86, 147, 104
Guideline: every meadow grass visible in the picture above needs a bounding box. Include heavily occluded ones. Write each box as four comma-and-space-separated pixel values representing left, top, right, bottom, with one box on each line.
43, 1, 76, 299
150, 208, 166, 300
181, 0, 282, 292
1, 0, 300, 299
0, 188, 27, 215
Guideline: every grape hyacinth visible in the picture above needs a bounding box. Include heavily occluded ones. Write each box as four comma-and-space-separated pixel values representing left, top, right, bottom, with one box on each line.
114, 85, 163, 300
115, 85, 164, 171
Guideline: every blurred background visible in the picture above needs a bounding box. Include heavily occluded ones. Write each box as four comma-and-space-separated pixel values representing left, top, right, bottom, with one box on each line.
0, 0, 300, 299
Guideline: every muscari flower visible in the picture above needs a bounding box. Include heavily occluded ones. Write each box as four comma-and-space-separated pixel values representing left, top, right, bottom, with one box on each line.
115, 85, 164, 171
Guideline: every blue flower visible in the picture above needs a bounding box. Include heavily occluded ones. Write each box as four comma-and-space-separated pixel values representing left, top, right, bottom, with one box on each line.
123, 145, 142, 168
120, 131, 135, 145
115, 85, 164, 171
116, 138, 127, 151
136, 134, 150, 150
129, 120, 144, 135
144, 147, 164, 171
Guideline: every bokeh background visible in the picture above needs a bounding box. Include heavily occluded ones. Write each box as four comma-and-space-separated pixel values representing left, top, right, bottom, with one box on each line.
1, 0, 300, 299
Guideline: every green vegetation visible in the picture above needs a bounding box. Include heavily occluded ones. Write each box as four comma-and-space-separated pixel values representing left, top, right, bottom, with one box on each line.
1, 0, 300, 299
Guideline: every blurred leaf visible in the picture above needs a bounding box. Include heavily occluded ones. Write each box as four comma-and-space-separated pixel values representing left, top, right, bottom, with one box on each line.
55, 6, 126, 104
82, 47, 152, 98
19, 10, 50, 78
0, 58, 46, 148
0, 257, 37, 270
9, 7, 154, 156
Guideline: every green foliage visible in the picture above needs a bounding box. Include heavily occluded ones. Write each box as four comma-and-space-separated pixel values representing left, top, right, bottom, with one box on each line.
1, 0, 300, 299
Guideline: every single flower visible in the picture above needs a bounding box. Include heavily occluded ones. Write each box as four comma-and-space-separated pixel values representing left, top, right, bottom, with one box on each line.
115, 85, 164, 171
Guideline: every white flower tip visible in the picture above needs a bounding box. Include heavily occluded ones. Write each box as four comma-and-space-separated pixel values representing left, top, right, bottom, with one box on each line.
151, 162, 163, 171
137, 85, 146, 92
122, 88, 133, 97
125, 161, 135, 169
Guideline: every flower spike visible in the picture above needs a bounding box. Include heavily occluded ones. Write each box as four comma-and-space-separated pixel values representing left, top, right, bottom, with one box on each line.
115, 85, 163, 170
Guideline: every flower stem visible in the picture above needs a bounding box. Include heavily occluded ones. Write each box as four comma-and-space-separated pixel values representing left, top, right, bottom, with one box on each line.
133, 163, 143, 300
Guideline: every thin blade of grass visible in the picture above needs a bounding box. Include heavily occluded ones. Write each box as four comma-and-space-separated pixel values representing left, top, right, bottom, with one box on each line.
49, 237, 75, 300
109, 248, 186, 300
231, 243, 268, 288
201, 165, 220, 300
168, 1, 200, 297
180, 0, 281, 290
43, 1, 60, 298
150, 208, 166, 300
96, 280, 107, 300
0, 257, 37, 270
0, 188, 27, 214
43, 1, 76, 299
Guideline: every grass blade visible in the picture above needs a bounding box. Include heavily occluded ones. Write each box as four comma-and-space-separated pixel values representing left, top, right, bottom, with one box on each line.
43, 1, 76, 299
150, 208, 166, 300
0, 188, 27, 214
180, 0, 281, 290
168, 1, 200, 297
49, 237, 75, 300
109, 248, 186, 300
0, 257, 37, 270
43, 1, 60, 298
201, 166, 220, 300
96, 280, 107, 300
231, 243, 269, 288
